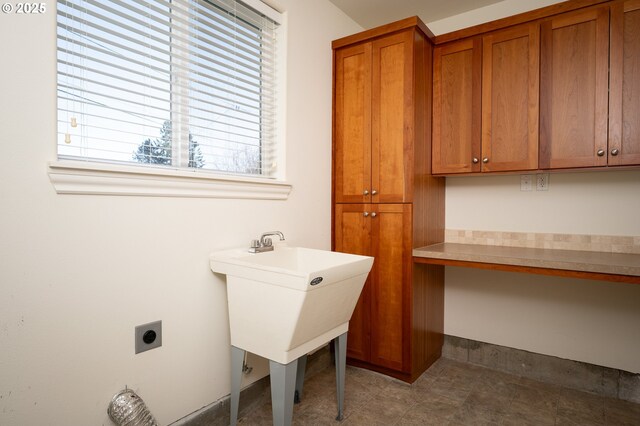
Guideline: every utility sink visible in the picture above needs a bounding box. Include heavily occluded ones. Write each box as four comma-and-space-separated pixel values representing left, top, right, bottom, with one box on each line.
210, 246, 374, 364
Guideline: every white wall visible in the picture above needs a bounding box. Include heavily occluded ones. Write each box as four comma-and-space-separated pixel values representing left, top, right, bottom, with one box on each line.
426, 0, 565, 35
447, 171, 640, 235
436, 1, 640, 373
0, 1, 361, 425
445, 172, 640, 373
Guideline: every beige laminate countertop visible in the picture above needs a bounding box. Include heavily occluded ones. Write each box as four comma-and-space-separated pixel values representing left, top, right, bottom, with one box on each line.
413, 243, 640, 281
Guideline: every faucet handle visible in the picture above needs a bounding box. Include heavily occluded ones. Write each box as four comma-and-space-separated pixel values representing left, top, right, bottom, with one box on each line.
250, 239, 261, 249
262, 237, 273, 247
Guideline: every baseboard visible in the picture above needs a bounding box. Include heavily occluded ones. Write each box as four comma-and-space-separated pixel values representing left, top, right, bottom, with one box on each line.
442, 334, 640, 404
170, 345, 333, 425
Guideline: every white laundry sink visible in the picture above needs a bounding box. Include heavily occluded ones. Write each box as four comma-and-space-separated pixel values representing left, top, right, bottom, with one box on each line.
210, 246, 373, 364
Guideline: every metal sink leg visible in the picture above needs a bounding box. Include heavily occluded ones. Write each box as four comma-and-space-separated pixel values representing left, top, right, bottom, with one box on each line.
294, 354, 307, 404
230, 346, 245, 426
334, 332, 347, 421
269, 358, 298, 426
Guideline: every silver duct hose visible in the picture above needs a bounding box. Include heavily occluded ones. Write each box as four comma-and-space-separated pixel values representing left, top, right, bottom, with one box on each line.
108, 389, 158, 426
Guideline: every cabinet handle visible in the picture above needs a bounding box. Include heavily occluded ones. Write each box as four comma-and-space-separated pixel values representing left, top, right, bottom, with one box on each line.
371, 189, 377, 195
371, 212, 377, 218
363, 190, 369, 195
472, 157, 479, 164
483, 157, 489, 163
611, 148, 619, 156
363, 212, 369, 217
597, 149, 605, 157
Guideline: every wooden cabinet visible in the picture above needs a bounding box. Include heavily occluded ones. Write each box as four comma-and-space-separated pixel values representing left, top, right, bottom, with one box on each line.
433, 0, 640, 174
333, 203, 371, 362
334, 31, 413, 203
334, 204, 411, 371
609, 0, 640, 166
482, 24, 539, 172
432, 23, 539, 174
432, 39, 481, 174
539, 6, 610, 169
334, 43, 371, 203
332, 19, 445, 383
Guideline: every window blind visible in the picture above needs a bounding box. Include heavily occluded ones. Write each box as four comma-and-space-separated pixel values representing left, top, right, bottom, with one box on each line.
57, 0, 280, 177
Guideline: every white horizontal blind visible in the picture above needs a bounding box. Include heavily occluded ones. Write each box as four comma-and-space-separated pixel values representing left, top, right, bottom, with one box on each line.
57, 0, 280, 177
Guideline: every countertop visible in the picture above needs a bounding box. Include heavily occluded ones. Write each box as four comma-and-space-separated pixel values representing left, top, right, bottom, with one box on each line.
413, 243, 640, 282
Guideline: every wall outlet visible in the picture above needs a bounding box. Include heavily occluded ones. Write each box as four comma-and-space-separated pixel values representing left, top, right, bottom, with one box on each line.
520, 175, 533, 191
536, 173, 549, 191
135, 320, 162, 354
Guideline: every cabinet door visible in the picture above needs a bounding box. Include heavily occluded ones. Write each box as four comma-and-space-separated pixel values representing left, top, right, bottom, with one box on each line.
334, 43, 372, 203
432, 38, 482, 174
482, 24, 539, 172
370, 204, 412, 372
609, 0, 640, 166
371, 31, 413, 202
540, 7, 609, 169
334, 203, 372, 362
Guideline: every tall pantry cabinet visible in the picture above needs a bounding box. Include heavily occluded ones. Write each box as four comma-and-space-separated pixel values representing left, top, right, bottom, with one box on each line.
332, 18, 445, 383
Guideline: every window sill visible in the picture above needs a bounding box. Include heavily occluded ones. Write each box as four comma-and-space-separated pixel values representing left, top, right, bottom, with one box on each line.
48, 161, 292, 200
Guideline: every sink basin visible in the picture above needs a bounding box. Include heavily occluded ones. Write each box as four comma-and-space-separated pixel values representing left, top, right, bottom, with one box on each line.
210, 246, 373, 364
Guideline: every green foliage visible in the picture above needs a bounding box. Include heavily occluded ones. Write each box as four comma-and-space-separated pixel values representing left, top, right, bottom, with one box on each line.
133, 120, 204, 168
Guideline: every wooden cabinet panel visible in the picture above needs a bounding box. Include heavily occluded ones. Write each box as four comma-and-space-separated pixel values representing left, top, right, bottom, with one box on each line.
334, 44, 371, 203
609, 0, 640, 166
482, 24, 539, 172
540, 7, 609, 169
334, 204, 411, 371
334, 204, 371, 362
432, 39, 482, 174
372, 32, 413, 202
370, 204, 411, 371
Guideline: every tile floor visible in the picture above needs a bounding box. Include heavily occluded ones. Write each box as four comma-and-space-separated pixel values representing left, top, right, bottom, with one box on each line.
238, 358, 640, 425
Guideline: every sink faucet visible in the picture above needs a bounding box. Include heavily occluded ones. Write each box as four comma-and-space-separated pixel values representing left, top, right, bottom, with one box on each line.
249, 231, 285, 253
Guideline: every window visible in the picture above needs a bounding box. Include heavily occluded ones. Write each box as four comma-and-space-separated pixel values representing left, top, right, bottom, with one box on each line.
56, 0, 281, 180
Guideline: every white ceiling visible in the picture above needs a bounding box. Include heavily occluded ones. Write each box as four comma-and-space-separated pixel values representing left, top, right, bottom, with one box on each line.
328, 0, 504, 29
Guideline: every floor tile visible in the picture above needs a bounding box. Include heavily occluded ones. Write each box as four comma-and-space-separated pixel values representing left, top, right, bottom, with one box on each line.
557, 387, 606, 420
398, 392, 461, 425
448, 402, 504, 426
235, 358, 640, 426
509, 382, 559, 413
604, 396, 640, 425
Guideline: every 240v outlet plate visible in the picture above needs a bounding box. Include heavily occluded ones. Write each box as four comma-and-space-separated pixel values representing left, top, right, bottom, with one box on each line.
135, 320, 162, 354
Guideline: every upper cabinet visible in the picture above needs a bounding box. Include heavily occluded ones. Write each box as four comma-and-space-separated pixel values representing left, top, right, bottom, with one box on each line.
482, 24, 540, 172
334, 31, 413, 203
432, 38, 481, 174
539, 6, 610, 169
609, 0, 640, 166
334, 43, 372, 203
433, 23, 539, 174
433, 0, 640, 175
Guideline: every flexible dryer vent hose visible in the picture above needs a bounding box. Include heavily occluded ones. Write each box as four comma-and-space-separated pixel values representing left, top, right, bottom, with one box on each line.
108, 389, 158, 426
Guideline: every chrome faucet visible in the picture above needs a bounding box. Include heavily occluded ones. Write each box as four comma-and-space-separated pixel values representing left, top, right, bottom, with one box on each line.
249, 231, 285, 253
